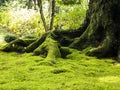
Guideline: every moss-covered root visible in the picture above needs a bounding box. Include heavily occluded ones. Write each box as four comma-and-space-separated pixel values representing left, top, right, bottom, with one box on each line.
33, 37, 61, 60
25, 33, 48, 53
1, 39, 36, 52
86, 33, 113, 57
60, 47, 72, 58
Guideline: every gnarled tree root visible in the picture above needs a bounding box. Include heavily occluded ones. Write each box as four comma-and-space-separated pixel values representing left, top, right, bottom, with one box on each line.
86, 32, 114, 57
25, 33, 48, 53
1, 39, 36, 52
1, 31, 72, 59
33, 37, 61, 59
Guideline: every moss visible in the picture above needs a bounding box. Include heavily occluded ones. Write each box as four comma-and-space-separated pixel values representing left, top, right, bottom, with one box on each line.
33, 44, 47, 57
23, 39, 36, 46
1, 43, 24, 52
25, 33, 48, 53
4, 34, 18, 43
37, 61, 54, 66
51, 68, 69, 74
69, 0, 120, 58
33, 37, 61, 59
86, 32, 113, 57
22, 35, 37, 39
1, 39, 36, 52
60, 47, 72, 58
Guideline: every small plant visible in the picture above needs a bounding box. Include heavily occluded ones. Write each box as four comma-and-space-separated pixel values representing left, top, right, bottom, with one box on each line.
4, 34, 18, 43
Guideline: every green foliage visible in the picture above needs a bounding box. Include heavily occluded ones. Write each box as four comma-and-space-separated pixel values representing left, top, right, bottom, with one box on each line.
8, 9, 45, 36
0, 9, 45, 36
0, 0, 89, 36
0, 10, 10, 27
57, 0, 82, 5
54, 5, 87, 30
54, 0, 89, 30
5, 0, 28, 9
0, 0, 9, 6
4, 34, 18, 43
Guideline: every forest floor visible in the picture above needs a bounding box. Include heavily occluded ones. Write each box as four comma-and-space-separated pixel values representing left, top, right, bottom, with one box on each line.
0, 50, 120, 90
0, 29, 120, 90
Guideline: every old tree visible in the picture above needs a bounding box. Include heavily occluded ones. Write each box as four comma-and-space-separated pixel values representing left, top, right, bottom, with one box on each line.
2, 0, 120, 60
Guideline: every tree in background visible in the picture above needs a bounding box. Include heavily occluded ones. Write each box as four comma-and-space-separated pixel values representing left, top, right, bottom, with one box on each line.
37, 0, 55, 32
27, 0, 33, 9
57, 0, 82, 5
0, 0, 9, 6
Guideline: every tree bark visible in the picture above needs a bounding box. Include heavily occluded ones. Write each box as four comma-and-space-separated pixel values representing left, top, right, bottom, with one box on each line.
70, 0, 120, 58
49, 0, 55, 30
28, 0, 33, 9
37, 0, 48, 32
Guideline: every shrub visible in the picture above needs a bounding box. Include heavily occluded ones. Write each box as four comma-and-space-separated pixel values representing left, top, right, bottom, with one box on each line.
0, 8, 45, 36
7, 9, 45, 36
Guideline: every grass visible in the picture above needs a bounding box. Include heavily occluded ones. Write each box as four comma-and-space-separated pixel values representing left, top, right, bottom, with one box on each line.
0, 49, 120, 90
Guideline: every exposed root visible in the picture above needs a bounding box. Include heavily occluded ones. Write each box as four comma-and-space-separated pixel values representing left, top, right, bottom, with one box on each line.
86, 32, 113, 57
25, 33, 48, 53
33, 37, 61, 60
69, 29, 89, 50
1, 39, 36, 52
0, 31, 73, 59
60, 47, 72, 58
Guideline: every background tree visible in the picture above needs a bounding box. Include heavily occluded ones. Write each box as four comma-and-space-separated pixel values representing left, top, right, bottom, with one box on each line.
57, 0, 82, 5
49, 0, 55, 30
37, 0, 55, 32
37, 0, 48, 32
27, 0, 33, 9
0, 0, 9, 6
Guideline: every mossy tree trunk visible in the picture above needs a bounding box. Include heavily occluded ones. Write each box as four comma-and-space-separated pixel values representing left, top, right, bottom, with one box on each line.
70, 0, 120, 58
1, 0, 120, 59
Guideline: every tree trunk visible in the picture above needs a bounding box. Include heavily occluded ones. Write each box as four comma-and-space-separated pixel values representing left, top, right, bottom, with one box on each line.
49, 0, 55, 30
33, 0, 37, 10
37, 0, 48, 32
28, 0, 33, 9
1, 0, 120, 60
70, 0, 120, 58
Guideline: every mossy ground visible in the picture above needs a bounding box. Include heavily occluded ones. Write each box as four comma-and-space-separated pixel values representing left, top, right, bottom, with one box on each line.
0, 49, 120, 90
